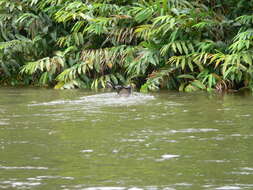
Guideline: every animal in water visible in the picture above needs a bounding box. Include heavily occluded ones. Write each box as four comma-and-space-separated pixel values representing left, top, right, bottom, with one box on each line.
106, 81, 132, 97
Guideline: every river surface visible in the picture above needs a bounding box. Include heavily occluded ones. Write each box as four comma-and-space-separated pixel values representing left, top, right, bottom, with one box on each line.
0, 88, 253, 190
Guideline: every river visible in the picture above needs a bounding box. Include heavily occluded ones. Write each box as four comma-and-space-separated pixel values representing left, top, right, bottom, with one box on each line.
0, 88, 253, 190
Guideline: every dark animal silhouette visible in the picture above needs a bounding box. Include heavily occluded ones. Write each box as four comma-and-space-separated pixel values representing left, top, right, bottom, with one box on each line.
106, 81, 132, 96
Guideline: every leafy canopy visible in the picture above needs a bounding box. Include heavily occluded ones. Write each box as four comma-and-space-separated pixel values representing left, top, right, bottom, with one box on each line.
1, 0, 253, 92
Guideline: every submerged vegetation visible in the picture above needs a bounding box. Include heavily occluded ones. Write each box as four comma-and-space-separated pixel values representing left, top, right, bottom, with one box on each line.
0, 0, 253, 92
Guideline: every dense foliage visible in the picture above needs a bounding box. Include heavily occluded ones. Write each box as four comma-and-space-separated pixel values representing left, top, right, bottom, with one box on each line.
0, 0, 253, 92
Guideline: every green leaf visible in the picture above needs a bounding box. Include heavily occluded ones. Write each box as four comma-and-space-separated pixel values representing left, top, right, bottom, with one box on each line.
208, 74, 213, 88
242, 53, 252, 65
185, 84, 197, 92
181, 57, 186, 70
177, 74, 195, 80
179, 83, 186, 91
140, 83, 148, 93
191, 80, 206, 89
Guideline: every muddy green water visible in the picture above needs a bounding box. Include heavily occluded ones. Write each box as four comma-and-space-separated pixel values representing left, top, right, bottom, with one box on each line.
0, 88, 253, 190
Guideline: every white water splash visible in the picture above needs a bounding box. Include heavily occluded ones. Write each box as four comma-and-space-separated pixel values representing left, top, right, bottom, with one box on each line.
161, 154, 180, 159
28, 92, 155, 107
156, 154, 180, 162
83, 187, 125, 190
80, 149, 94, 153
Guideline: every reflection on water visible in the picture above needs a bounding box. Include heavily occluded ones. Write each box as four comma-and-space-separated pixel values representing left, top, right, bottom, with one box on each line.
0, 88, 253, 189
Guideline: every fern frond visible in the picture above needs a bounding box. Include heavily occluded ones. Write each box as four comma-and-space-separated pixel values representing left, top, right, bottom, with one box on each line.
161, 40, 195, 55
135, 24, 152, 40
130, 3, 158, 23
21, 55, 65, 74
107, 27, 137, 45
0, 40, 25, 50
236, 15, 253, 25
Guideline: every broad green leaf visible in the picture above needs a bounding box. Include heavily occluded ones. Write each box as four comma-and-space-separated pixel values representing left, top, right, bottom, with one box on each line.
191, 80, 206, 89
177, 74, 195, 80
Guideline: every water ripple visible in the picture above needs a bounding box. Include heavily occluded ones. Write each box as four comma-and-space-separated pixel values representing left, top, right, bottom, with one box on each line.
0, 166, 48, 170
0, 181, 41, 188
27, 175, 74, 181
169, 128, 219, 133
216, 186, 241, 190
